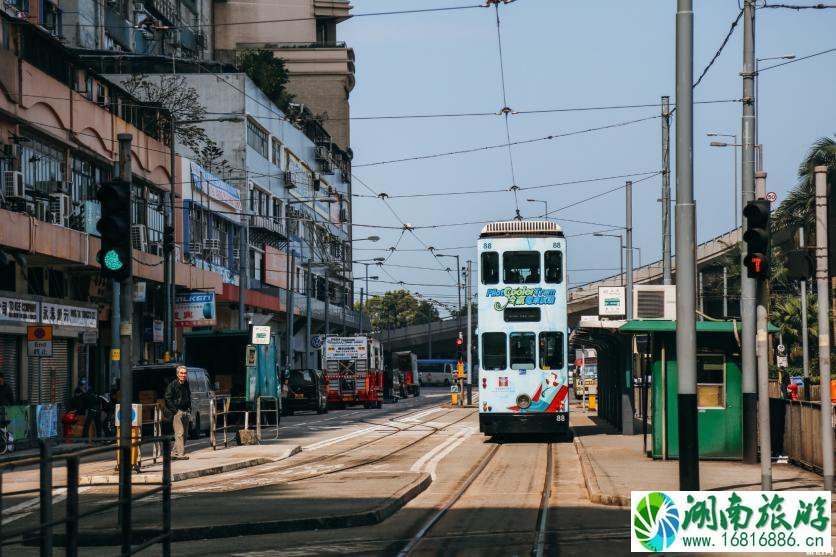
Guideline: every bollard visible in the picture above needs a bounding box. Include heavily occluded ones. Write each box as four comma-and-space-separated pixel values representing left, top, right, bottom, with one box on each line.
66, 456, 79, 557
39, 440, 53, 557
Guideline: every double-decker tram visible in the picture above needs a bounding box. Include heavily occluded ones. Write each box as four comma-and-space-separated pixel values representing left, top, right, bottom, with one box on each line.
477, 220, 569, 436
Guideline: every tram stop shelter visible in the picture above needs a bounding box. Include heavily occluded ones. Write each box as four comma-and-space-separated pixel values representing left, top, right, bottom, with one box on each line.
573, 319, 777, 460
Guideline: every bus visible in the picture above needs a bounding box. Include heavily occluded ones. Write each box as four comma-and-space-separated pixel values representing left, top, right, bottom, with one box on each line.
417, 359, 456, 386
477, 220, 570, 436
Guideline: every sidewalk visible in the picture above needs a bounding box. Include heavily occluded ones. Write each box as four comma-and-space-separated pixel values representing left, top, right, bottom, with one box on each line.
571, 411, 824, 507
2, 439, 301, 493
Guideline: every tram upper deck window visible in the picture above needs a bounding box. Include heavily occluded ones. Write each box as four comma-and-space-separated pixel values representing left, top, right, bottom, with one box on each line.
539, 332, 564, 370
482, 332, 506, 370
545, 251, 563, 284
481, 252, 499, 285
510, 332, 536, 370
503, 251, 540, 284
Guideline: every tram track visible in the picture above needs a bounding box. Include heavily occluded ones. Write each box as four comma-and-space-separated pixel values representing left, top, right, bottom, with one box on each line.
397, 440, 555, 557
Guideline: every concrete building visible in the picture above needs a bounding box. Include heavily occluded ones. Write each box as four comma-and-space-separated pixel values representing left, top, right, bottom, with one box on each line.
213, 0, 355, 150
0, 15, 225, 404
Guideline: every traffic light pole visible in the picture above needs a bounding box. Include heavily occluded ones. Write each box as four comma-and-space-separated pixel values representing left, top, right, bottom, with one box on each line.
799, 227, 810, 385
116, 133, 134, 553
755, 170, 771, 490
740, 0, 758, 466
466, 260, 473, 406
814, 165, 833, 491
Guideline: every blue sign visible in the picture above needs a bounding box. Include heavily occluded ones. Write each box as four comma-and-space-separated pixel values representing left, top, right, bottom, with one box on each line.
311, 335, 323, 349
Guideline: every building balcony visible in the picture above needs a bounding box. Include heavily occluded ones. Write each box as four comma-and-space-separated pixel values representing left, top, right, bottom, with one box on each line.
248, 214, 286, 237
314, 0, 352, 22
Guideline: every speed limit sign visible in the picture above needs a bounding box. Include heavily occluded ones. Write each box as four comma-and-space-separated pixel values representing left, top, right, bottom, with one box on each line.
777, 344, 785, 354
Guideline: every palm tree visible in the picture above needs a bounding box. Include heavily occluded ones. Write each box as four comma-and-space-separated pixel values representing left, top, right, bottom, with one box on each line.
772, 136, 836, 232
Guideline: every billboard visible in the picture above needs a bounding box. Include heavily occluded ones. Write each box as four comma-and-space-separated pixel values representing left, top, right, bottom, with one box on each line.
324, 336, 368, 360
174, 292, 216, 328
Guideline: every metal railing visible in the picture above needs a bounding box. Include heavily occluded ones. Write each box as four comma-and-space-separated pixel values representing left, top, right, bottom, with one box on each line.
255, 396, 279, 442
0, 436, 172, 556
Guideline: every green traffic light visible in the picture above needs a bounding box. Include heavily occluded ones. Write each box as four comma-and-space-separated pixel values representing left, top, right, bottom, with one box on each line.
103, 249, 125, 271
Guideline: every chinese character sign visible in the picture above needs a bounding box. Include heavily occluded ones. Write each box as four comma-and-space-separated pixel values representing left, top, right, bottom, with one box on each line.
631, 491, 831, 553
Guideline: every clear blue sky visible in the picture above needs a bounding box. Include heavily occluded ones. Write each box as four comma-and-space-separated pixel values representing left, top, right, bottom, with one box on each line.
341, 1, 836, 313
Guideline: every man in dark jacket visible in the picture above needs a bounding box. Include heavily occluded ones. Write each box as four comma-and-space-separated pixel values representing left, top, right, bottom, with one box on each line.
0, 372, 14, 407
164, 366, 191, 460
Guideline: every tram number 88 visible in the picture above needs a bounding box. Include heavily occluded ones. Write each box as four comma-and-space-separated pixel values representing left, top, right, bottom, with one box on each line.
555, 414, 566, 423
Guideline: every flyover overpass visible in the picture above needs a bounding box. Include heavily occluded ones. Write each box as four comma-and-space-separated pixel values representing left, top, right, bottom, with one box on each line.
380, 228, 742, 358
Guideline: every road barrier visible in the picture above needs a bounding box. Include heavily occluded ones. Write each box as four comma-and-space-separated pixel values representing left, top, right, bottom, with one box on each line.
210, 396, 281, 448
256, 396, 279, 442
0, 436, 172, 556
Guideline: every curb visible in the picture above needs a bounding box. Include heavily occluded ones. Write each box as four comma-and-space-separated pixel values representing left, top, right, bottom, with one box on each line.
39, 472, 433, 547
79, 445, 302, 486
572, 429, 629, 508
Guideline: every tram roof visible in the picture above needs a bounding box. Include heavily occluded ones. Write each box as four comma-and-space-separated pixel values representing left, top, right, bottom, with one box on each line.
479, 220, 564, 238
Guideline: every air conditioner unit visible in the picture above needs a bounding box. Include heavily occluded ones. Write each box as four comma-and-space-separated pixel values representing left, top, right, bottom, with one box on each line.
148, 242, 162, 257
633, 285, 676, 320
34, 200, 49, 222
3, 171, 24, 198
188, 241, 202, 255
283, 170, 295, 188
49, 193, 71, 226
312, 174, 321, 191
319, 158, 333, 174
315, 145, 329, 161
131, 224, 148, 252
232, 248, 240, 260
203, 237, 220, 253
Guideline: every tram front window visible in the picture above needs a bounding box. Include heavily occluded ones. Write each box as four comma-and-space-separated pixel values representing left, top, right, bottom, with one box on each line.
545, 251, 563, 284
481, 252, 499, 284
539, 332, 564, 370
504, 251, 540, 284
482, 332, 507, 370
510, 332, 536, 370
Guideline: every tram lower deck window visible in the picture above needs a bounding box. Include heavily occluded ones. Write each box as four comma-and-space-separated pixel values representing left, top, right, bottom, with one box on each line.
482, 332, 507, 370
539, 332, 564, 370
510, 332, 536, 370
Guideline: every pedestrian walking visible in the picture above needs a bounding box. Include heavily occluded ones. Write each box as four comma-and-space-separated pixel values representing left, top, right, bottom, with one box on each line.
0, 372, 14, 406
164, 366, 191, 460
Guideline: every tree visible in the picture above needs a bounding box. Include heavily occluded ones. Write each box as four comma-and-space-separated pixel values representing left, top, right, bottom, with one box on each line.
359, 290, 440, 330
238, 50, 295, 113
121, 74, 232, 172
772, 136, 836, 232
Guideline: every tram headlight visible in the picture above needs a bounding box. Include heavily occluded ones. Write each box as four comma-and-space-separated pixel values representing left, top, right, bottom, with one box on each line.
516, 394, 531, 409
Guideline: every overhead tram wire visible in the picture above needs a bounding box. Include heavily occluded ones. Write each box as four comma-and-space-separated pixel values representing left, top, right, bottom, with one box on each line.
759, 45, 836, 70
491, 0, 520, 219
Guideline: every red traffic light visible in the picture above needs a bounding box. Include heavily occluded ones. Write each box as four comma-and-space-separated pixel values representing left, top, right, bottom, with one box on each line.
744, 253, 769, 278
456, 337, 463, 346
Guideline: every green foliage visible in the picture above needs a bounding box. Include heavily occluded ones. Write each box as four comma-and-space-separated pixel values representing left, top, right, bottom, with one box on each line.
772, 136, 836, 232
359, 290, 440, 330
238, 50, 294, 112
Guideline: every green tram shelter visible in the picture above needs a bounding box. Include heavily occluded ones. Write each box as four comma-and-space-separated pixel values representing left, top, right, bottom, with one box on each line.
574, 319, 777, 460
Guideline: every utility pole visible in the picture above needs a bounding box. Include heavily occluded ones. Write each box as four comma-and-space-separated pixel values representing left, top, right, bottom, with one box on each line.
799, 227, 810, 386
165, 115, 175, 359
755, 170, 771, 490
814, 165, 833, 491
675, 0, 699, 491
722, 267, 728, 318
305, 259, 312, 369
661, 96, 672, 286
286, 251, 295, 369
626, 181, 634, 320
239, 187, 249, 332
740, 0, 758, 466
324, 266, 330, 337
466, 260, 473, 405
116, 134, 134, 553
111, 281, 120, 387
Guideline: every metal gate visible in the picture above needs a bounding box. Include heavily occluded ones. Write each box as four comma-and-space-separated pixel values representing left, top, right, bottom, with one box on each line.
0, 334, 20, 401
28, 338, 71, 404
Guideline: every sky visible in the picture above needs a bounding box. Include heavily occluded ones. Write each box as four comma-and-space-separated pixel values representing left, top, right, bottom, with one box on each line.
340, 1, 836, 315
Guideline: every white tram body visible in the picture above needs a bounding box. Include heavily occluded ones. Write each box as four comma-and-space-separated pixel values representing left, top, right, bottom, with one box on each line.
477, 220, 569, 435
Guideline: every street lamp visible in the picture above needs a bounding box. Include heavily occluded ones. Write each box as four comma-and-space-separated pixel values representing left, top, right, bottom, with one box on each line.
710, 141, 764, 172
707, 132, 738, 228
526, 198, 549, 219
354, 235, 380, 242
433, 252, 463, 334
593, 232, 624, 286
165, 114, 245, 359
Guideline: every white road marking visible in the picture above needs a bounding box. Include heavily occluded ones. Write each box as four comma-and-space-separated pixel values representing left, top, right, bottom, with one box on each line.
301, 425, 380, 451
411, 427, 476, 480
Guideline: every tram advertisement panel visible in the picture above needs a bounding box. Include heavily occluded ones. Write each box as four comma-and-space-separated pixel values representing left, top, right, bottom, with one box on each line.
477, 231, 569, 419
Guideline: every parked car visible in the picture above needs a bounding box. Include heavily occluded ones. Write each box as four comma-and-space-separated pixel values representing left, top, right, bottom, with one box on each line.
132, 364, 214, 438
284, 369, 328, 415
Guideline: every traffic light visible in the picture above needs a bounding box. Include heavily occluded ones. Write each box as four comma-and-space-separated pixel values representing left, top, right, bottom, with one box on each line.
786, 249, 815, 281
742, 199, 771, 279
96, 179, 132, 281
163, 225, 175, 254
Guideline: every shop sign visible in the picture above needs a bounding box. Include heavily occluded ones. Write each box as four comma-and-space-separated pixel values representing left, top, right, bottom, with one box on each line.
251, 325, 271, 345
153, 320, 164, 343
0, 296, 38, 323
174, 291, 216, 328
41, 302, 98, 329
190, 162, 242, 211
